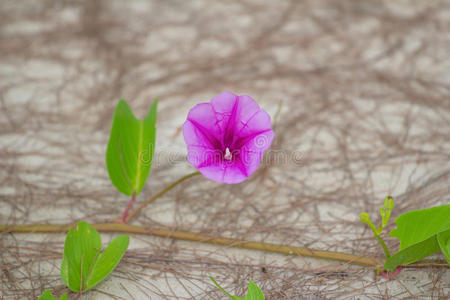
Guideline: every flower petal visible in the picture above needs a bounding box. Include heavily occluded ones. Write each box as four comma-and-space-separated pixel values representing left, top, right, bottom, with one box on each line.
232, 109, 273, 150
210, 92, 239, 147
233, 95, 261, 134
198, 160, 248, 184
183, 123, 223, 169
239, 130, 275, 176
185, 103, 222, 149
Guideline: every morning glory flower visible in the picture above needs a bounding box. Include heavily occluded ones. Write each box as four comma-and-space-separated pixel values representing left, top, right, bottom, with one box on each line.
182, 92, 274, 184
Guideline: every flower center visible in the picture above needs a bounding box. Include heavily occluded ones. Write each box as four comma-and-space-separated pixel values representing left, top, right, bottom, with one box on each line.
224, 147, 232, 161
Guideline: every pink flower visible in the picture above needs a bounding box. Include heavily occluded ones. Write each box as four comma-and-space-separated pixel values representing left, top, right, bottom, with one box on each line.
182, 92, 274, 184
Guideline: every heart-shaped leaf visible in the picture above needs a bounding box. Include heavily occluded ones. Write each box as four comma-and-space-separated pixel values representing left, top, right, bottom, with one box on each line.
106, 99, 158, 196
384, 205, 450, 271
38, 289, 68, 300
210, 277, 265, 300
61, 222, 130, 292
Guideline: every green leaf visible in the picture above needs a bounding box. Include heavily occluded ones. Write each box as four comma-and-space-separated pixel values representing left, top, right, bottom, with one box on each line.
384, 205, 450, 271
85, 235, 129, 291
360, 196, 394, 236
210, 277, 265, 300
242, 281, 265, 300
38, 289, 68, 300
437, 229, 450, 265
61, 222, 130, 292
106, 99, 158, 196
61, 222, 101, 292
380, 196, 394, 229
360, 196, 395, 258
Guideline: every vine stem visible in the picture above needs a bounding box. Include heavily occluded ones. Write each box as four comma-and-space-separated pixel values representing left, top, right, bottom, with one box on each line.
123, 171, 201, 223
1, 223, 448, 269
3, 170, 448, 272
0, 222, 379, 267
374, 233, 391, 258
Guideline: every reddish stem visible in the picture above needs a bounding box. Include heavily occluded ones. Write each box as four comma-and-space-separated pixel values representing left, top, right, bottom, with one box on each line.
121, 192, 136, 221
72, 293, 81, 300
381, 266, 403, 279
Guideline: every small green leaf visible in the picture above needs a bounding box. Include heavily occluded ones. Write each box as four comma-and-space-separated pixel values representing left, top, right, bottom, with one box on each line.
61, 222, 101, 292
380, 196, 394, 229
359, 212, 370, 224
360, 197, 395, 258
61, 222, 130, 292
242, 281, 265, 300
360, 212, 378, 234
384, 205, 450, 271
85, 235, 129, 291
38, 289, 68, 300
210, 277, 265, 300
106, 99, 158, 196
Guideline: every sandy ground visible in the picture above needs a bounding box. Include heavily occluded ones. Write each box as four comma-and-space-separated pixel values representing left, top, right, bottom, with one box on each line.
1, 0, 449, 299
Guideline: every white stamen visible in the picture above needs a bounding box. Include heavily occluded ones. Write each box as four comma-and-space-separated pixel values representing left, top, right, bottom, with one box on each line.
224, 147, 232, 160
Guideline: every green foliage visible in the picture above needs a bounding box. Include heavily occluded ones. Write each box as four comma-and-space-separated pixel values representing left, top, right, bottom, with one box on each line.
106, 99, 158, 196
360, 196, 394, 236
38, 289, 68, 300
360, 196, 394, 258
437, 229, 450, 264
362, 198, 450, 272
384, 205, 450, 271
210, 277, 265, 300
85, 235, 130, 290
61, 222, 129, 292
380, 196, 394, 230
